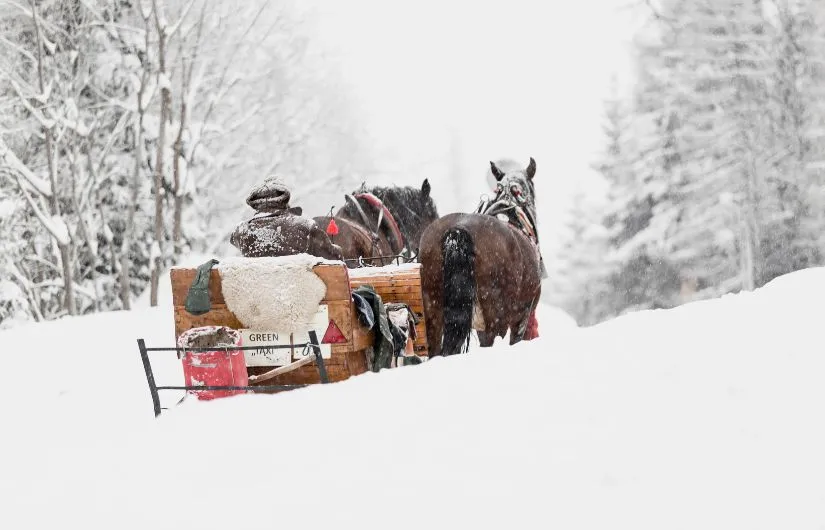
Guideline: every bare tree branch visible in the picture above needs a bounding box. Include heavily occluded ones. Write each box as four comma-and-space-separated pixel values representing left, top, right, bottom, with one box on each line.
168, 0, 198, 38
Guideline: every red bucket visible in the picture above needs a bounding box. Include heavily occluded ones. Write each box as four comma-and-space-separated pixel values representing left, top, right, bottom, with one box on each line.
177, 326, 248, 401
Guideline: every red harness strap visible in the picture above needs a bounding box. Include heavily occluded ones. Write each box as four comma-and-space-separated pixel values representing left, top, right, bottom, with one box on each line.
355, 192, 405, 253
524, 310, 539, 340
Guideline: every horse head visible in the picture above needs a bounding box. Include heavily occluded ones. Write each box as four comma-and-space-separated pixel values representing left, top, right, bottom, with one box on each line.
485, 157, 539, 240
489, 157, 536, 207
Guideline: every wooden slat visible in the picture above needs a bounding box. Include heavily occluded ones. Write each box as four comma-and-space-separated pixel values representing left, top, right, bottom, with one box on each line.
349, 270, 421, 284
357, 283, 420, 293
349, 276, 421, 284
363, 286, 422, 299
349, 265, 421, 272
351, 283, 421, 291
352, 321, 375, 351
346, 349, 369, 376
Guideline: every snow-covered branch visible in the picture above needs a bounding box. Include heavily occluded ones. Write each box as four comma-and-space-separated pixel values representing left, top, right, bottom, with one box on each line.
12, 174, 70, 246
0, 139, 53, 197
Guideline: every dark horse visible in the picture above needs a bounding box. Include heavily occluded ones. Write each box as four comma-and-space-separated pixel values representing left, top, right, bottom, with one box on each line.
314, 179, 440, 267
419, 158, 542, 356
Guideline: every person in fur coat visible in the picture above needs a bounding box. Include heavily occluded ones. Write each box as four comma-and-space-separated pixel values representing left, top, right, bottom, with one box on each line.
230, 177, 344, 261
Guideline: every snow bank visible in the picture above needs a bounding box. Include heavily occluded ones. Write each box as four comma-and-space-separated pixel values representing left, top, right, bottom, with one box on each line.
537, 299, 579, 332
1, 268, 824, 529
348, 262, 422, 276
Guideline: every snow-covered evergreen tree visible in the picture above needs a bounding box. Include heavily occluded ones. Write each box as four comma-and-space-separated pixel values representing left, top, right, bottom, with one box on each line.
549, 187, 611, 325
558, 0, 825, 325
760, 0, 825, 283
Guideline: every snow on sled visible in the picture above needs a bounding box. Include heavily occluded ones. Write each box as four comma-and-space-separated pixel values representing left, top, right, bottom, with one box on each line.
137, 254, 429, 416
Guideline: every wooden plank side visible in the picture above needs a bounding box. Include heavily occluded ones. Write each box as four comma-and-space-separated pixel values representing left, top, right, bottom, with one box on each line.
353, 284, 423, 300
350, 271, 421, 278
349, 280, 421, 289
174, 306, 358, 357
174, 302, 356, 343
170, 268, 224, 306
352, 324, 374, 351
350, 285, 422, 296
348, 270, 421, 285
348, 266, 421, 276
170, 262, 351, 307
312, 263, 351, 301
347, 265, 429, 357
174, 305, 244, 340
325, 300, 354, 347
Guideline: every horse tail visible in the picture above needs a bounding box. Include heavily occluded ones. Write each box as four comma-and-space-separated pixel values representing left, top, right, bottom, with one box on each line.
441, 228, 475, 355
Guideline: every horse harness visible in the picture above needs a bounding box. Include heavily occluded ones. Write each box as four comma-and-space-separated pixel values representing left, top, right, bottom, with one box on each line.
343, 192, 407, 257
475, 191, 547, 279
476, 195, 538, 246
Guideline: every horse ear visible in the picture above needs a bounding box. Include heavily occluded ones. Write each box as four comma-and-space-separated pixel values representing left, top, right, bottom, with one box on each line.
421, 178, 431, 197
490, 161, 505, 181
526, 157, 536, 180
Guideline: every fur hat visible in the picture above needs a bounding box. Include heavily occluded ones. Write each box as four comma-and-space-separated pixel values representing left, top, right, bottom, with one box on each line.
246, 177, 302, 215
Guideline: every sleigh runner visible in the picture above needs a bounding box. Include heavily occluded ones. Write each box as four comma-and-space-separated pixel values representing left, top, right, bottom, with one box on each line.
138, 255, 429, 415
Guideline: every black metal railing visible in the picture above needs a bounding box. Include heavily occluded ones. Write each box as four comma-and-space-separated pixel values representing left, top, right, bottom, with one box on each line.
344, 254, 410, 267
137, 330, 328, 418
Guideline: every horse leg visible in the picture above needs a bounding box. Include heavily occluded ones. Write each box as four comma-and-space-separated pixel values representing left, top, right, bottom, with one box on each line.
422, 268, 444, 357
477, 330, 496, 347
424, 297, 444, 357
523, 307, 540, 341
509, 294, 541, 345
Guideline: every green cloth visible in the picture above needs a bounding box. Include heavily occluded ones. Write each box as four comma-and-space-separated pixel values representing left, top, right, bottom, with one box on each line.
352, 284, 394, 372
184, 258, 219, 315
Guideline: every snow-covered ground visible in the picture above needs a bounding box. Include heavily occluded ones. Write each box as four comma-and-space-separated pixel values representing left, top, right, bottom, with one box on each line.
1, 267, 824, 529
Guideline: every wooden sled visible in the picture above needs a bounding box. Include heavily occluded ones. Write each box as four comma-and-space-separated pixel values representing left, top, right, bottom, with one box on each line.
168, 260, 429, 388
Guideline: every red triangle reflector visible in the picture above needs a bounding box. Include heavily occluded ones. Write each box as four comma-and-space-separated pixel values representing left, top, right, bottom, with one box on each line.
321, 319, 347, 344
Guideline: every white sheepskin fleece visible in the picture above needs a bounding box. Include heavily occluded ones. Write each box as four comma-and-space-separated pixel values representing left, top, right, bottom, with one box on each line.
216, 254, 329, 332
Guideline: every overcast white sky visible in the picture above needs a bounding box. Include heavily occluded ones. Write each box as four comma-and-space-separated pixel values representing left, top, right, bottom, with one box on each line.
304, 0, 644, 251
